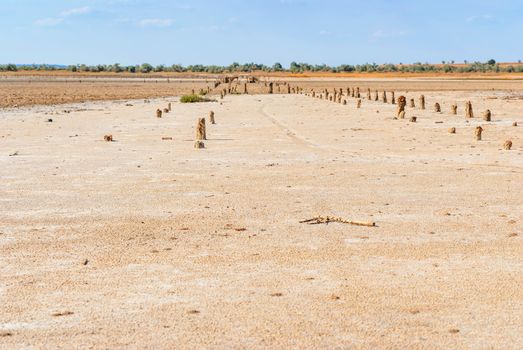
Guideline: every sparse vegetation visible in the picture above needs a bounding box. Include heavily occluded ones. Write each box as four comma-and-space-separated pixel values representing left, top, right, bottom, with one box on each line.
180, 94, 212, 103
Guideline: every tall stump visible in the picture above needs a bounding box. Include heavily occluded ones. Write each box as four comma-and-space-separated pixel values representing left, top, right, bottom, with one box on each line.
465, 101, 474, 118
196, 118, 206, 140
397, 96, 407, 117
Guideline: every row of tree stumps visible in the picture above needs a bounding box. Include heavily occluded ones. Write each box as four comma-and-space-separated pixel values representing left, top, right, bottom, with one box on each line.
301, 86, 515, 150
143, 84, 516, 152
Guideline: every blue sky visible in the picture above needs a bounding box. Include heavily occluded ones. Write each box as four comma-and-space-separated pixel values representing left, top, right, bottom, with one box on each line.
1, 0, 522, 66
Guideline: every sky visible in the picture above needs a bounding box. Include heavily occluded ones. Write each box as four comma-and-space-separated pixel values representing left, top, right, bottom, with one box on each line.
1, 0, 523, 66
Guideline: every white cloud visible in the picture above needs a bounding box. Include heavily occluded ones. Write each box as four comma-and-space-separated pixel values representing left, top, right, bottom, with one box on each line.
466, 14, 492, 22
61, 7, 91, 17
34, 6, 91, 27
139, 19, 174, 27
34, 17, 63, 26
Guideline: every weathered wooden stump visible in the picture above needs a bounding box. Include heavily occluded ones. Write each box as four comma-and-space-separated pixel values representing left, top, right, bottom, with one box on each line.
391, 91, 395, 104
357, 99, 362, 108
356, 87, 360, 98
434, 103, 441, 113
448, 127, 456, 134
382, 91, 387, 103
367, 88, 371, 100
503, 140, 512, 150
104, 134, 113, 142
374, 90, 379, 101
410, 99, 415, 108
397, 96, 407, 117
419, 95, 425, 110
268, 82, 274, 94
156, 109, 162, 118
194, 140, 205, 149
409, 116, 417, 122
209, 111, 215, 124
465, 101, 473, 118
475, 126, 483, 141
451, 104, 457, 115
196, 118, 206, 140
243, 83, 248, 94
483, 109, 491, 121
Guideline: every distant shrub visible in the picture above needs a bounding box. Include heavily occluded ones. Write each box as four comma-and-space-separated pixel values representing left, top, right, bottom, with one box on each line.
180, 94, 212, 103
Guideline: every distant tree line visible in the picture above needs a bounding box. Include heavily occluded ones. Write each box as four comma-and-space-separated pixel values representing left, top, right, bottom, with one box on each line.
2, 60, 523, 73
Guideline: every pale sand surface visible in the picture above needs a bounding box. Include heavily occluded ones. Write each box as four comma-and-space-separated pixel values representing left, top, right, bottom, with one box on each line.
1, 89, 522, 349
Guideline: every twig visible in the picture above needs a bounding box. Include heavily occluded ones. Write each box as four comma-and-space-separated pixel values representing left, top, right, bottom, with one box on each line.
300, 216, 376, 227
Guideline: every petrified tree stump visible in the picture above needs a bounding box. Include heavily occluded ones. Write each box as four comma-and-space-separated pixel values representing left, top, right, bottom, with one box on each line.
357, 99, 362, 108
483, 109, 491, 121
374, 90, 379, 101
503, 140, 512, 150
465, 101, 474, 118
397, 96, 407, 117
419, 95, 425, 110
448, 127, 456, 134
391, 91, 395, 104
243, 83, 248, 94
356, 87, 360, 98
434, 103, 441, 113
410, 116, 417, 122
451, 104, 457, 115
168, 102, 172, 111
156, 109, 162, 118
209, 111, 215, 124
104, 134, 113, 142
194, 141, 205, 149
382, 91, 387, 103
268, 82, 274, 94
367, 88, 371, 100
196, 118, 206, 140
475, 126, 483, 141
410, 99, 415, 108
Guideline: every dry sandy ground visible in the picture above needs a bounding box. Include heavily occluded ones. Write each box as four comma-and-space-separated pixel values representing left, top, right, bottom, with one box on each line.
1, 87, 522, 349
